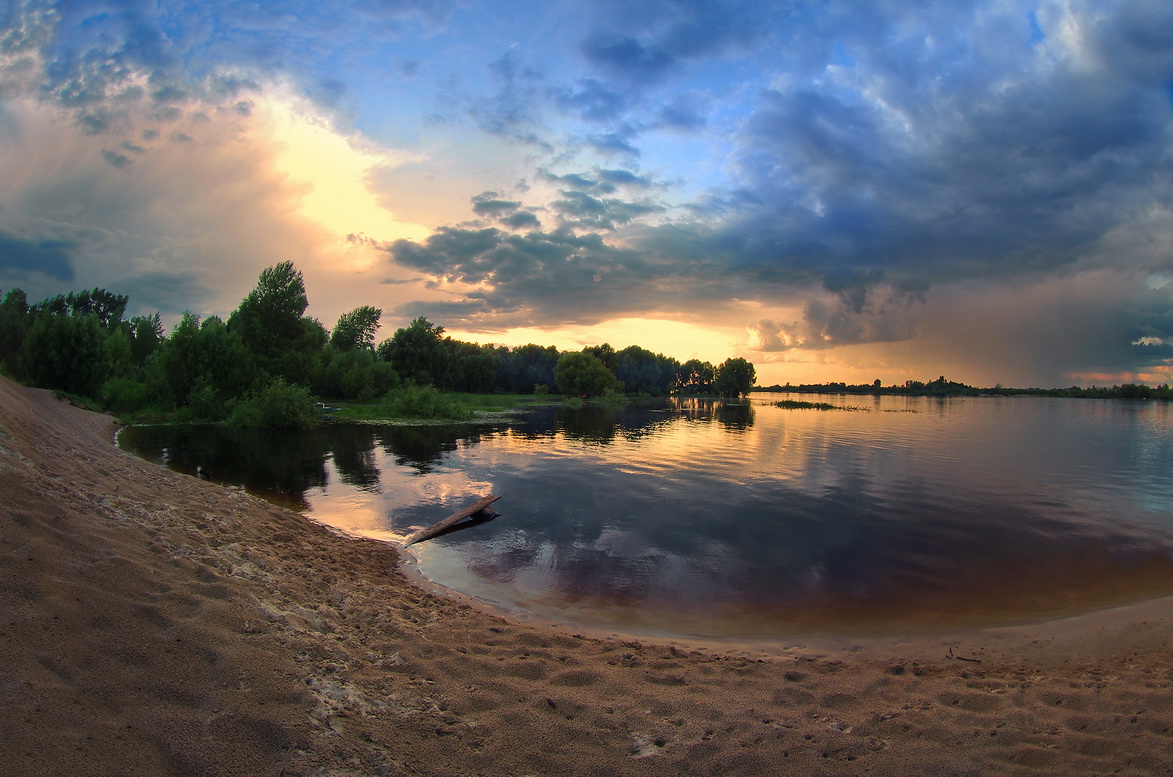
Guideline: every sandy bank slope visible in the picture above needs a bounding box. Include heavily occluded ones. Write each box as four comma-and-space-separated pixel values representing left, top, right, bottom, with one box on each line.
4, 375, 1173, 776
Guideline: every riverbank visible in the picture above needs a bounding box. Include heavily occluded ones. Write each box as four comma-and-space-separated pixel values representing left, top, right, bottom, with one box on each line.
4, 375, 1173, 775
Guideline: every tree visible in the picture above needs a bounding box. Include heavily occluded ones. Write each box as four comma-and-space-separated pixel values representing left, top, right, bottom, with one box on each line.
228, 261, 309, 362
678, 358, 715, 394
496, 343, 560, 393
330, 305, 382, 352
23, 312, 112, 396
583, 343, 617, 371
381, 317, 446, 385
554, 351, 617, 397
615, 345, 679, 395
65, 288, 128, 329
155, 313, 254, 414
125, 313, 164, 367
714, 357, 756, 397
0, 289, 29, 373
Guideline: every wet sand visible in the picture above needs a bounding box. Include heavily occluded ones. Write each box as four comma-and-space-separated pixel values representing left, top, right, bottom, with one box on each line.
4, 374, 1173, 776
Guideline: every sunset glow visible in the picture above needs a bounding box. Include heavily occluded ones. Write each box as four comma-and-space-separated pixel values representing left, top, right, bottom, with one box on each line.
2, 1, 1171, 388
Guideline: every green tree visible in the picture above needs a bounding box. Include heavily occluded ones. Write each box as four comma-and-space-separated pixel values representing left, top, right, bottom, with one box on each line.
678, 358, 715, 394
496, 343, 560, 393
330, 305, 382, 352
155, 313, 253, 415
228, 261, 310, 364
381, 317, 446, 385
583, 343, 618, 371
0, 289, 30, 374
64, 288, 128, 329
125, 313, 164, 367
615, 345, 679, 395
714, 357, 756, 397
23, 313, 112, 396
318, 346, 399, 400
554, 351, 617, 397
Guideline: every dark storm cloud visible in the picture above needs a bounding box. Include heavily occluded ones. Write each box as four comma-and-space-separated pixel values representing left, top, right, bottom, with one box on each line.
469, 192, 543, 231
0, 232, 75, 282
500, 211, 541, 230
386, 224, 735, 327
549, 190, 664, 231
579, 0, 777, 84
470, 192, 521, 217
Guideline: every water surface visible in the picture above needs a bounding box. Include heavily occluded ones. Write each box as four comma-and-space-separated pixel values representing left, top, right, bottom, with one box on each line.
118, 394, 1173, 639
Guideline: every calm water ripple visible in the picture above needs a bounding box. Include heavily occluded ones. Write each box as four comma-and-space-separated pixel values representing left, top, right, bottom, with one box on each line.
118, 394, 1173, 639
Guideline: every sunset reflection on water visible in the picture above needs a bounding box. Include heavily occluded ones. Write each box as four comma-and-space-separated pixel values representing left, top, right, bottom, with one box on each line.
120, 395, 1173, 639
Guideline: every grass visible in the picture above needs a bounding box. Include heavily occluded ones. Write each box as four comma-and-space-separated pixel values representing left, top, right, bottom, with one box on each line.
774, 399, 858, 410
328, 389, 561, 424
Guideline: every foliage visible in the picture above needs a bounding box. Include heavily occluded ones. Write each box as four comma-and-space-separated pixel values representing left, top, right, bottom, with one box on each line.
678, 358, 716, 394
318, 346, 400, 400
715, 357, 756, 397
582, 343, 618, 371
23, 312, 113, 396
227, 261, 312, 383
0, 289, 30, 371
381, 382, 473, 420
125, 313, 164, 366
330, 305, 382, 351
614, 344, 678, 395
554, 351, 617, 397
775, 399, 847, 410
229, 378, 320, 430
31, 288, 128, 330
0, 267, 765, 428
381, 317, 448, 385
597, 387, 628, 408
155, 313, 254, 408
496, 343, 560, 393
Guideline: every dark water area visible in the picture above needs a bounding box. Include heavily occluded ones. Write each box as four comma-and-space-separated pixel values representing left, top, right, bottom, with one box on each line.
118, 394, 1173, 639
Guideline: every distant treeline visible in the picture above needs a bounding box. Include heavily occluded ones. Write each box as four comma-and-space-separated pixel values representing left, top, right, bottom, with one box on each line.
756, 375, 1173, 400
0, 262, 756, 428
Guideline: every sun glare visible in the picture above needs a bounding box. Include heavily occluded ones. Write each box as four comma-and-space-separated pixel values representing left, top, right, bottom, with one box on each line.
260, 94, 431, 266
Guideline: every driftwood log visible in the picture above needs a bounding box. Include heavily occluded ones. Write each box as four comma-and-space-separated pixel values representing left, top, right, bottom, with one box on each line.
404, 495, 501, 546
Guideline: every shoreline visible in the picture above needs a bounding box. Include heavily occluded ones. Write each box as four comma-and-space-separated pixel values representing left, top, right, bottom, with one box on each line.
7, 375, 1173, 775
399, 541, 1173, 666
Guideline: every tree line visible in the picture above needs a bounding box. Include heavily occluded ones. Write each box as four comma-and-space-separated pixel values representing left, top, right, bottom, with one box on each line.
0, 262, 756, 427
757, 376, 1173, 400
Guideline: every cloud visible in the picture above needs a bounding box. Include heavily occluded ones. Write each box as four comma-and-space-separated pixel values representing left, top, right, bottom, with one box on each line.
385, 225, 729, 327
0, 231, 76, 282
5, 0, 1173, 386
101, 149, 133, 168
578, 0, 776, 84
470, 192, 521, 217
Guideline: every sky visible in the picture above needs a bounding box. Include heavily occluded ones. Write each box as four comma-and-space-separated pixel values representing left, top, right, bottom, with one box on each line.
1, 0, 1171, 388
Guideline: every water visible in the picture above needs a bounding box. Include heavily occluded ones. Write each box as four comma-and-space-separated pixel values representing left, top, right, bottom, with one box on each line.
117, 394, 1173, 639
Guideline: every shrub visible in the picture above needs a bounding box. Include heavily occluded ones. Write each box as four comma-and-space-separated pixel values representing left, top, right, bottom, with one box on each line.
229, 378, 320, 430
382, 382, 472, 420
98, 377, 156, 414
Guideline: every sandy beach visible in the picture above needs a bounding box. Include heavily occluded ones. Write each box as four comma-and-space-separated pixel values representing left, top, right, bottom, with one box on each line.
4, 374, 1173, 776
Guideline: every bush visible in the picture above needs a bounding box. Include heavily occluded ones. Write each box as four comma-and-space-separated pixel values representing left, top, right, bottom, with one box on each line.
598, 388, 628, 409
382, 382, 472, 420
98, 377, 157, 414
182, 378, 232, 422
229, 378, 320, 430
